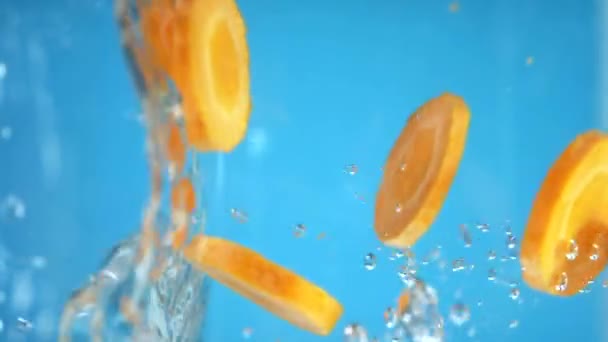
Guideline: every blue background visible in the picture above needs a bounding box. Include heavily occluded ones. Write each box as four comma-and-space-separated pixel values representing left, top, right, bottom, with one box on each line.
0, 0, 606, 341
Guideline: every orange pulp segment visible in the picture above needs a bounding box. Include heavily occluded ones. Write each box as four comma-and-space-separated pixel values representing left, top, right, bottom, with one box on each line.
171, 178, 196, 214
520, 130, 608, 296
396, 290, 410, 316
140, 0, 251, 152
374, 93, 470, 248
183, 235, 343, 335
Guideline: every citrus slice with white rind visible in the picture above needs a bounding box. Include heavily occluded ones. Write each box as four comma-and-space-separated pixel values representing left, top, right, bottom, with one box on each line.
521, 130, 608, 296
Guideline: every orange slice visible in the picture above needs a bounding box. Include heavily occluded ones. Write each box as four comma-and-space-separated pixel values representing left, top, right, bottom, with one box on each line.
374, 93, 470, 248
183, 235, 343, 335
140, 0, 251, 152
520, 130, 608, 296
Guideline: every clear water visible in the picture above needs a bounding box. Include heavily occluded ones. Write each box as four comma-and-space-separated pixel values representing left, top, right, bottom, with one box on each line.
1, 0, 608, 341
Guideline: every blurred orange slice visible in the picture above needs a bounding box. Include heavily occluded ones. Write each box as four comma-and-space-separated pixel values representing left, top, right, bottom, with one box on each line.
141, 0, 251, 152
374, 93, 470, 248
521, 130, 608, 296
183, 235, 343, 335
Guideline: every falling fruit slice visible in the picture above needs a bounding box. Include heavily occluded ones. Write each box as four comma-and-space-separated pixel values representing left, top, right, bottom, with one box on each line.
374, 93, 470, 248
520, 130, 608, 296
183, 235, 343, 335
140, 0, 251, 152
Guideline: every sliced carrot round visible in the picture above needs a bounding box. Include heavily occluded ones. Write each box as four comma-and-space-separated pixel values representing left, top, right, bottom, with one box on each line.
183, 235, 343, 335
520, 130, 608, 296
374, 93, 470, 248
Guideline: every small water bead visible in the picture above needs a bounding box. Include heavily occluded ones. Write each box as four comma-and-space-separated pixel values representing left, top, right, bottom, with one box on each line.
383, 307, 398, 328
0, 126, 11, 140
1, 195, 26, 220
590, 243, 600, 261
452, 258, 466, 272
394, 249, 405, 259
364, 253, 377, 271
395, 203, 403, 213
603, 279, 608, 288
242, 327, 253, 339
449, 303, 470, 326
344, 164, 358, 175
398, 267, 417, 288
293, 223, 306, 238
509, 281, 519, 288
17, 317, 33, 331
230, 208, 248, 223
565, 239, 578, 261
400, 163, 407, 171
476, 223, 490, 233
505, 225, 513, 236
344, 323, 369, 342
459, 224, 472, 248
554, 272, 568, 292
506, 235, 517, 249
509, 288, 520, 300
488, 269, 497, 281
488, 250, 497, 261
508, 320, 519, 329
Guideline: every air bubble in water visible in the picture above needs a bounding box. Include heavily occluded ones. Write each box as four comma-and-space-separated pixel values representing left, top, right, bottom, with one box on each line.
565, 239, 578, 260
449, 303, 470, 326
603, 279, 608, 288
488, 269, 497, 281
383, 307, 398, 328
0, 63, 6, 79
293, 223, 306, 238
17, 317, 33, 331
555, 272, 568, 292
364, 253, 377, 271
476, 223, 490, 233
0, 126, 11, 140
509, 288, 520, 300
488, 250, 497, 260
230, 208, 248, 223
242, 327, 253, 339
452, 258, 466, 272
459, 224, 472, 248
344, 323, 369, 342
506, 235, 517, 249
509, 320, 519, 329
395, 203, 402, 213
590, 243, 600, 261
344, 164, 358, 175
1, 195, 26, 220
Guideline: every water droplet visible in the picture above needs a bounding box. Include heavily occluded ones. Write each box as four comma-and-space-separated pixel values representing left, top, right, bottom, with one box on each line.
400, 163, 407, 171
506, 235, 517, 249
509, 281, 519, 288
364, 253, 377, 270
17, 317, 33, 331
395, 203, 403, 213
383, 307, 398, 328
452, 258, 466, 272
590, 243, 600, 261
509, 288, 520, 300
0, 126, 11, 140
398, 266, 416, 288
505, 225, 513, 236
508, 320, 519, 329
344, 323, 368, 341
344, 164, 358, 175
602, 279, 608, 288
293, 224, 306, 238
31, 256, 47, 269
394, 249, 405, 259
554, 272, 568, 292
230, 208, 248, 223
565, 239, 578, 260
488, 250, 496, 260
476, 223, 490, 233
242, 327, 253, 339
1, 195, 26, 220
449, 303, 470, 326
488, 269, 497, 281
459, 224, 472, 248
